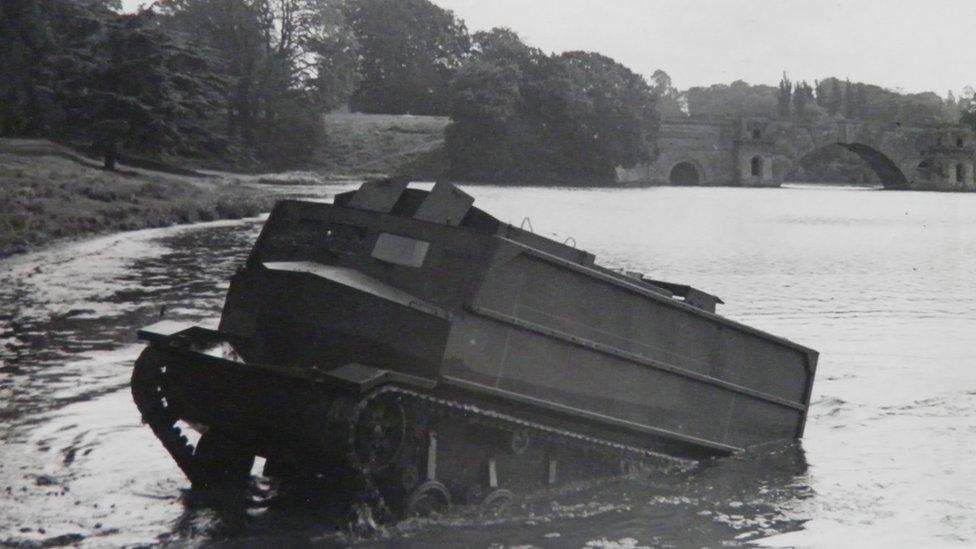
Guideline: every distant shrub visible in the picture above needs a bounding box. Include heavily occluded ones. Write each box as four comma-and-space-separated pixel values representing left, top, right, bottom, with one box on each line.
138, 182, 171, 200
79, 182, 118, 202
215, 194, 268, 219
197, 207, 216, 222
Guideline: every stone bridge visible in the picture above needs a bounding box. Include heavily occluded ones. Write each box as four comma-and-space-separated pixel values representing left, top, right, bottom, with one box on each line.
616, 116, 976, 190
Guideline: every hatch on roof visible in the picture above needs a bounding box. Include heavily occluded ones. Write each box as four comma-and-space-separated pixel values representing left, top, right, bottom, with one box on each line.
346, 177, 409, 213
414, 182, 474, 226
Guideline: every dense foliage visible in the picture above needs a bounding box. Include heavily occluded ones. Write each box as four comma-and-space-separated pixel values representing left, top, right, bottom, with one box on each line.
156, 0, 360, 168
0, 0, 224, 157
0, 0, 361, 169
3, 0, 972, 180
962, 96, 976, 133
343, 0, 469, 115
684, 73, 965, 126
445, 29, 658, 184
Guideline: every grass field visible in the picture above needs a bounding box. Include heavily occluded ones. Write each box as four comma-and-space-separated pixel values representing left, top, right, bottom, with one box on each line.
0, 114, 450, 258
318, 112, 448, 178
0, 139, 273, 258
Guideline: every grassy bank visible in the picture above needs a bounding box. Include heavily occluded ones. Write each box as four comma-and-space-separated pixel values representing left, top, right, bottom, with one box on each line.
0, 139, 274, 259
317, 112, 448, 179
0, 113, 451, 259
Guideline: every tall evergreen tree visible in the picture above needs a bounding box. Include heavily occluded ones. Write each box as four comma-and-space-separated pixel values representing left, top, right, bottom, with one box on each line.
0, 0, 117, 136
856, 83, 869, 119
777, 72, 793, 119
961, 90, 976, 131
0, 0, 225, 159
814, 79, 826, 108
844, 79, 856, 118
828, 78, 842, 116
793, 81, 814, 119
157, 0, 360, 167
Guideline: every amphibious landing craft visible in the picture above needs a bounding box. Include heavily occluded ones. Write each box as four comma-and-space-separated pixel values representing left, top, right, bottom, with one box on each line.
132, 179, 818, 516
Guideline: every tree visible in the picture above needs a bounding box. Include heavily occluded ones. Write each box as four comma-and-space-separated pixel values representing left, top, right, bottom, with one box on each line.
537, 51, 658, 179
445, 30, 658, 184
157, 0, 360, 167
444, 28, 540, 181
856, 83, 869, 119
959, 88, 975, 128
0, 0, 49, 135
777, 72, 792, 119
793, 81, 814, 119
0, 0, 120, 136
685, 81, 778, 117
344, 0, 470, 115
0, 0, 226, 160
83, 12, 228, 156
961, 91, 976, 132
828, 78, 842, 116
650, 69, 685, 117
469, 27, 541, 67
445, 58, 523, 181
844, 79, 856, 118
157, 0, 265, 145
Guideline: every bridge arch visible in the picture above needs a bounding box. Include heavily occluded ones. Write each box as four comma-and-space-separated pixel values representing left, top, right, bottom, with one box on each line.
668, 159, 705, 186
621, 117, 976, 189
792, 142, 910, 189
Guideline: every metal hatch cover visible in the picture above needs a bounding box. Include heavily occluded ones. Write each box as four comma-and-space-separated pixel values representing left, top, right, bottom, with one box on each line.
413, 182, 474, 226
346, 177, 409, 213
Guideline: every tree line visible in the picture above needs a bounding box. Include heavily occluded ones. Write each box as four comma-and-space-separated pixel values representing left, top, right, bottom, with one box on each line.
3, 1, 972, 181
0, 0, 461, 169
0, 0, 658, 181
660, 71, 974, 127
445, 29, 657, 184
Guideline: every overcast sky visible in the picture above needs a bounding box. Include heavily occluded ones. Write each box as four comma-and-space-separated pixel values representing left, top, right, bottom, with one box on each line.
123, 0, 976, 96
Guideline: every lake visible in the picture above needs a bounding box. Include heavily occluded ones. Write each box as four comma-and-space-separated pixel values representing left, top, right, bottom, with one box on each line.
1, 183, 974, 547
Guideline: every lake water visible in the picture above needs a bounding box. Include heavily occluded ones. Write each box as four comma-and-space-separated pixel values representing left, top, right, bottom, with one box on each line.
1, 183, 975, 547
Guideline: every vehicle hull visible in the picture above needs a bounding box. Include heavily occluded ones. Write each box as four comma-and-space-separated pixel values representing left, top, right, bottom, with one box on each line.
130, 179, 818, 516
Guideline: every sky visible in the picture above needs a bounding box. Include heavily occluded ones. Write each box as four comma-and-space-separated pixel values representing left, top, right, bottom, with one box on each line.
122, 0, 976, 96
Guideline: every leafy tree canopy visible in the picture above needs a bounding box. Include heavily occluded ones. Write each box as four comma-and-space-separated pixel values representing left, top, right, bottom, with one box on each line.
1, 0, 224, 159
445, 29, 658, 184
685, 80, 779, 118
344, 0, 470, 115
154, 0, 361, 167
683, 74, 959, 126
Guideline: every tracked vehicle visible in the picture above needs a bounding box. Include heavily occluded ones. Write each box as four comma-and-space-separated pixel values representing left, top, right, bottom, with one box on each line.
132, 179, 818, 516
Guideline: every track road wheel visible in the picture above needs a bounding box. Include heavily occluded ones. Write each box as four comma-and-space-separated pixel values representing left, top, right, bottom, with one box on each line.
480, 489, 514, 518
405, 480, 451, 517
192, 430, 254, 488
511, 429, 530, 455
354, 395, 407, 473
